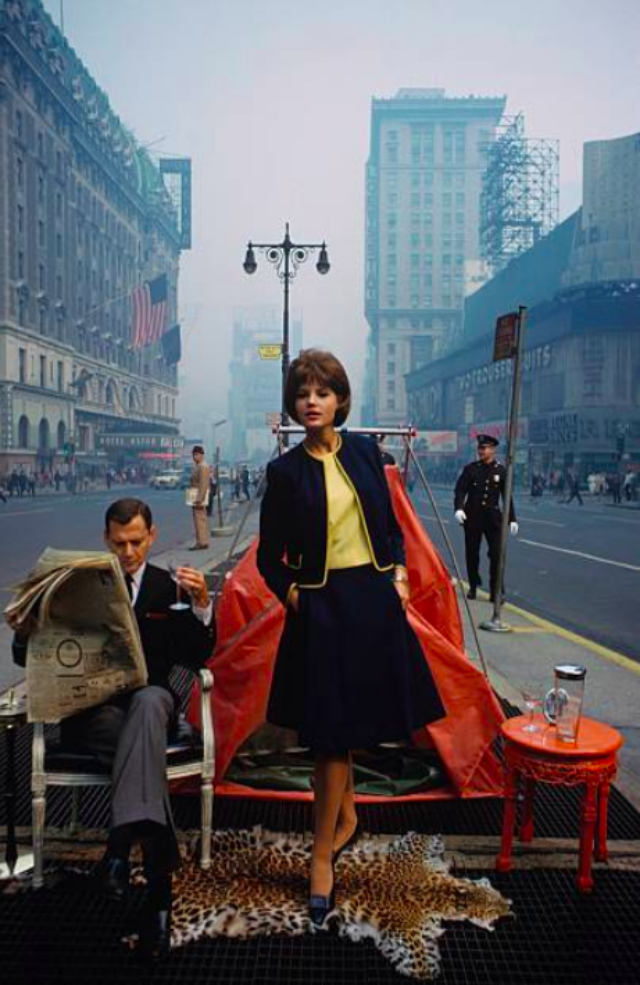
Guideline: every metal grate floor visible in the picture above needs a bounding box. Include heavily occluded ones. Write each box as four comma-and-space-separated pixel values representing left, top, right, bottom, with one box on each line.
1, 861, 639, 985
3, 695, 640, 984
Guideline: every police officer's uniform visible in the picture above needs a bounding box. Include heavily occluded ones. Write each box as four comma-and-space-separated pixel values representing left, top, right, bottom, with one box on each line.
454, 435, 516, 600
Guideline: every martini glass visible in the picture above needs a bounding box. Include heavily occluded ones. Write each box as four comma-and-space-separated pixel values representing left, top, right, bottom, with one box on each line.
167, 561, 190, 611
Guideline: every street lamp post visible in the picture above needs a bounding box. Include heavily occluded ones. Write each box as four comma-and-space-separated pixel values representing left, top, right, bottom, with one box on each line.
243, 222, 330, 444
211, 418, 233, 535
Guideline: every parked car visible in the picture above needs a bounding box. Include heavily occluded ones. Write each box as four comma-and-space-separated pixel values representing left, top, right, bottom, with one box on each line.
149, 469, 182, 490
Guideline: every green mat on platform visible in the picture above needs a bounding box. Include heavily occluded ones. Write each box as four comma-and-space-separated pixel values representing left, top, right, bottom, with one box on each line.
225, 745, 445, 797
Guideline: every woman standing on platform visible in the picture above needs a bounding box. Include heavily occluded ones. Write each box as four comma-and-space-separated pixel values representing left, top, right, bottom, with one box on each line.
257, 349, 445, 927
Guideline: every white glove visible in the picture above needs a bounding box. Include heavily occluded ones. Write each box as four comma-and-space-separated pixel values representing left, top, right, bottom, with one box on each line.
510, 521, 519, 535
454, 509, 467, 525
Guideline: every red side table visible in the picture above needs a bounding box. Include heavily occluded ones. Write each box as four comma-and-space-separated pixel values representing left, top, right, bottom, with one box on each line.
496, 716, 624, 893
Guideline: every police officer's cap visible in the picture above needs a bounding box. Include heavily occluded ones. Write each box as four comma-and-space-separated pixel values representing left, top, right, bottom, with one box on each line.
476, 434, 499, 448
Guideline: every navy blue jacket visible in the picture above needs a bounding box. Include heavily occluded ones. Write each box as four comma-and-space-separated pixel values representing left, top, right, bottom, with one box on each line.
257, 433, 406, 605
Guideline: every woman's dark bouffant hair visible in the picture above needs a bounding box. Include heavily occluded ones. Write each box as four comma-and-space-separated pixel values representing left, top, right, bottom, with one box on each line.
284, 349, 351, 427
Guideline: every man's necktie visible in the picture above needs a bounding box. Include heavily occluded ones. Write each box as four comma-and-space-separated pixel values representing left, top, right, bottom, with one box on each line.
125, 573, 134, 601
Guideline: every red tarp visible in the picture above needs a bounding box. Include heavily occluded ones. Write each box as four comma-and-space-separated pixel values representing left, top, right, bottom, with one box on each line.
187, 467, 505, 800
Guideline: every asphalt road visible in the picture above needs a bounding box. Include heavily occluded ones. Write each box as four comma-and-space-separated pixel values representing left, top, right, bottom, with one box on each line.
411, 485, 640, 663
2, 482, 637, 666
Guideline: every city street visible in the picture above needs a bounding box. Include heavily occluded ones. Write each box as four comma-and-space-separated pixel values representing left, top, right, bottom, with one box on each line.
412, 484, 640, 663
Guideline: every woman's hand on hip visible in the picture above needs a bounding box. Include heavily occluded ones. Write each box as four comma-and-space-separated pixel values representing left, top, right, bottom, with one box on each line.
393, 580, 410, 610
288, 587, 300, 613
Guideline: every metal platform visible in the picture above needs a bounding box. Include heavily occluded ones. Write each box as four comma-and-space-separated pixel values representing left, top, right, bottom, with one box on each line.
2, 709, 640, 984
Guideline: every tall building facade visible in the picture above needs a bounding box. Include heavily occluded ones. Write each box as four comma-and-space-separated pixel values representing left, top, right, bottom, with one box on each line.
563, 131, 640, 287
228, 306, 303, 461
362, 88, 506, 425
0, 0, 187, 477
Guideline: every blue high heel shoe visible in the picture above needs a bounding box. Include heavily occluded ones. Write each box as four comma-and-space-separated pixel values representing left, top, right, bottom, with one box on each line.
308, 859, 336, 928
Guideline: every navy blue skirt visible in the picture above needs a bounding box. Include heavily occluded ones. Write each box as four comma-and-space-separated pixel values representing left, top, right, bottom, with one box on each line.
267, 565, 446, 754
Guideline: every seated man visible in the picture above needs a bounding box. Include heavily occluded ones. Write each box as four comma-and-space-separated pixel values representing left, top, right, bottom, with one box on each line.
12, 498, 215, 962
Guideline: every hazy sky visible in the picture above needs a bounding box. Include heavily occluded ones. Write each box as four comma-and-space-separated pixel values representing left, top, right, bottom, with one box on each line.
43, 0, 640, 435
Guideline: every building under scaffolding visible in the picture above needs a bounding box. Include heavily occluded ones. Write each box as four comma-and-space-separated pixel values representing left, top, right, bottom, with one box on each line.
481, 114, 559, 273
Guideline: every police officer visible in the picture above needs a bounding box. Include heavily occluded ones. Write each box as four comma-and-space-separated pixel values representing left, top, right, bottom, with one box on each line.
454, 435, 518, 601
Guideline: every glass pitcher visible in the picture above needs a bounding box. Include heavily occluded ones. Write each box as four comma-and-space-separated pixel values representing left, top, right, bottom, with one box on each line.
543, 664, 586, 743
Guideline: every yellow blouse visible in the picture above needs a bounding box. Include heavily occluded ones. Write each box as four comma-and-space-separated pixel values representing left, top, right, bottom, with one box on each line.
305, 440, 372, 570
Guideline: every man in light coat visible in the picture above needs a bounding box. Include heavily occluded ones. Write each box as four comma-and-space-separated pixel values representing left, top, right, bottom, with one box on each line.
188, 445, 210, 550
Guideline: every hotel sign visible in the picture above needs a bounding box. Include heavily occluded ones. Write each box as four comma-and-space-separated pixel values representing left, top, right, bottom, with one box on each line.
455, 344, 552, 394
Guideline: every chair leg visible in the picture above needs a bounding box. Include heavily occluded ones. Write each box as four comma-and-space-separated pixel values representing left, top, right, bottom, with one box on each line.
200, 778, 213, 870
69, 788, 81, 835
32, 787, 46, 889
31, 724, 46, 890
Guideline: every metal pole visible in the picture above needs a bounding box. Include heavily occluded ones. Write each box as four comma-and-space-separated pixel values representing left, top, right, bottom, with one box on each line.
281, 224, 291, 447
215, 445, 224, 529
405, 441, 492, 680
481, 305, 527, 633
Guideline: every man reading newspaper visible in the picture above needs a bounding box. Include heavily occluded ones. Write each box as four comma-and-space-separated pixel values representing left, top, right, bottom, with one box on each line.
10, 498, 215, 963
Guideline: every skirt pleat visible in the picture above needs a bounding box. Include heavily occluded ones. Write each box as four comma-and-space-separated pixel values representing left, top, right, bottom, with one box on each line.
267, 565, 446, 754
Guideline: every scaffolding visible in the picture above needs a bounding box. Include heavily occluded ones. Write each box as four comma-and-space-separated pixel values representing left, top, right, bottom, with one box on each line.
480, 114, 559, 273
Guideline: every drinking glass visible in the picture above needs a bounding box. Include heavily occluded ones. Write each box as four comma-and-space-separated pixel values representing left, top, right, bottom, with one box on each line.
167, 561, 190, 611
521, 690, 541, 733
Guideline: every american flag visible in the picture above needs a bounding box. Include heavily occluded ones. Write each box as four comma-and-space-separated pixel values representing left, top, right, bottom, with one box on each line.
131, 274, 168, 349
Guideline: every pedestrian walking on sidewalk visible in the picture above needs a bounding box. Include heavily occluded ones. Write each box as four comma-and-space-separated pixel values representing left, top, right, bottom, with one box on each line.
187, 445, 210, 550
258, 349, 445, 930
453, 434, 518, 601
564, 471, 583, 505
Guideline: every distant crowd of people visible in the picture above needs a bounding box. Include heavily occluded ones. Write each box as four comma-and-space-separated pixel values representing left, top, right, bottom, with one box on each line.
0, 465, 147, 502
528, 467, 639, 505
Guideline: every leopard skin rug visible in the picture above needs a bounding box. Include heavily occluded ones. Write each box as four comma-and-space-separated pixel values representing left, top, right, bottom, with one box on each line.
158, 828, 511, 979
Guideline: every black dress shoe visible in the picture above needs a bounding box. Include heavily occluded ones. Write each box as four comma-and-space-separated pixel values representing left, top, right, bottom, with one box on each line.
96, 856, 130, 901
466, 588, 477, 600
137, 906, 172, 964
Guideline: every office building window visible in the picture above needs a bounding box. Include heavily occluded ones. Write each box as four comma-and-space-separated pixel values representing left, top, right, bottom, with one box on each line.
387, 361, 396, 374
38, 221, 45, 247
388, 343, 396, 355
411, 172, 420, 189
17, 204, 24, 233
410, 192, 421, 208
56, 233, 63, 258
18, 251, 24, 279
16, 156, 24, 188
411, 233, 420, 248
443, 193, 452, 209
38, 264, 45, 290
19, 349, 27, 384
40, 355, 47, 387
411, 253, 420, 268
39, 307, 47, 334
15, 110, 23, 138
456, 192, 465, 207
387, 397, 396, 410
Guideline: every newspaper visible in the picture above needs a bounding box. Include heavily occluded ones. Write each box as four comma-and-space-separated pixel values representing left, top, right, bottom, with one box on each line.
4, 549, 147, 723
